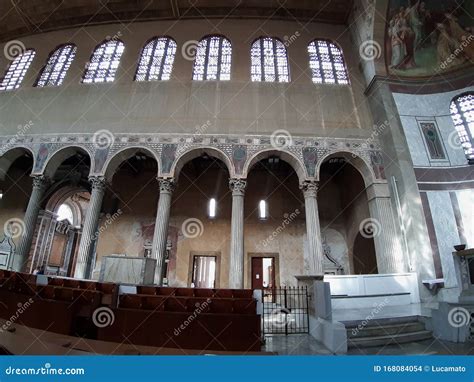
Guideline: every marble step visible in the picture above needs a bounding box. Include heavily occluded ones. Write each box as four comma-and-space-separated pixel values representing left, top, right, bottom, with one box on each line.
342, 315, 421, 328
348, 330, 433, 348
347, 322, 426, 339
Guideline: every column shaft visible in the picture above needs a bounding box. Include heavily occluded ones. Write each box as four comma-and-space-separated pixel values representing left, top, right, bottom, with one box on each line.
151, 178, 174, 285
14, 175, 49, 271
74, 177, 106, 279
229, 179, 246, 289
301, 181, 324, 275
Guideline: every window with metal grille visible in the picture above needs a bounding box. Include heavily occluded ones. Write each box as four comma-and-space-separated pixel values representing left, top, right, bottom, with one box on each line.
307, 40, 349, 85
82, 40, 125, 84
193, 36, 232, 81
36, 44, 77, 87
0, 49, 36, 91
251, 37, 289, 83
450, 93, 474, 163
135, 37, 177, 81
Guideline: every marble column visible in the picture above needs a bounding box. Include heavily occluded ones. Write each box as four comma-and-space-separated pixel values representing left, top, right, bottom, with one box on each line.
300, 180, 324, 275
151, 178, 175, 285
229, 178, 246, 289
14, 175, 50, 272
74, 176, 106, 279
367, 191, 406, 274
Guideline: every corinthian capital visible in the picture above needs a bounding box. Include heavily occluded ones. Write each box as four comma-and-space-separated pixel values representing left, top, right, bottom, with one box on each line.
229, 178, 247, 196
32, 175, 50, 191
89, 176, 107, 192
300, 180, 319, 198
158, 178, 175, 194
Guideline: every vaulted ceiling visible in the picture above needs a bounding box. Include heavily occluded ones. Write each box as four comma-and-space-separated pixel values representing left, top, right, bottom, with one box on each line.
1, 0, 353, 42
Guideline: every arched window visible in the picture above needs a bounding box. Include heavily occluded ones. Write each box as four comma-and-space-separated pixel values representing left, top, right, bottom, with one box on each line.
36, 44, 77, 87
307, 40, 349, 85
251, 37, 289, 83
135, 37, 177, 81
82, 40, 125, 84
450, 93, 474, 163
192, 36, 232, 81
0, 49, 36, 91
57, 203, 74, 225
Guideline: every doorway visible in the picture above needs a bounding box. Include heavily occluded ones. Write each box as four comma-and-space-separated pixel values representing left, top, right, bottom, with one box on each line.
251, 257, 275, 290
191, 255, 217, 288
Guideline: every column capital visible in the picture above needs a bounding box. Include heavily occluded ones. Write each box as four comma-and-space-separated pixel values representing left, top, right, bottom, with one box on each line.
158, 178, 175, 194
229, 178, 247, 196
300, 180, 319, 198
89, 176, 107, 192
31, 175, 50, 190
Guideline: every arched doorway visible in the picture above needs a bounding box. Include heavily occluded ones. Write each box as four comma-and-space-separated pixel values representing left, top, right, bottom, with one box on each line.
170, 152, 232, 288
318, 156, 377, 275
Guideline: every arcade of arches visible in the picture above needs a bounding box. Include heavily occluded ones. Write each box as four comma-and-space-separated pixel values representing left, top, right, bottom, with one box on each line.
0, 146, 395, 288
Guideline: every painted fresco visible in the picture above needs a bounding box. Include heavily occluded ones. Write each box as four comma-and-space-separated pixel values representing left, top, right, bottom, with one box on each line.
386, 0, 473, 77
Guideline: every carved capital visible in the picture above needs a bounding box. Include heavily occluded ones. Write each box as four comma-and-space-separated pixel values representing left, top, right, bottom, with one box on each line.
229, 178, 247, 196
31, 175, 50, 191
158, 178, 175, 194
89, 176, 107, 192
300, 180, 319, 198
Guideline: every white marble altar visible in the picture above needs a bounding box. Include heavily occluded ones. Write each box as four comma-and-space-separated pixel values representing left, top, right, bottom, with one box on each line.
99, 255, 156, 285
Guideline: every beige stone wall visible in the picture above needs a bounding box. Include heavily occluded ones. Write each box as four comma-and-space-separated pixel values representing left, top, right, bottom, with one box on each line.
0, 19, 374, 139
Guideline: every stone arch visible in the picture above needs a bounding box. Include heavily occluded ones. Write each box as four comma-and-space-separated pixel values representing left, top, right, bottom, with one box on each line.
0, 146, 35, 181
102, 146, 160, 182
40, 146, 92, 178
316, 151, 377, 188
170, 147, 234, 180
243, 149, 306, 182
44, 185, 90, 226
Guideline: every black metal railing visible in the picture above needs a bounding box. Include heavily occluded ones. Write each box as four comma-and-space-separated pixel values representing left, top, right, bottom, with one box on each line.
262, 286, 309, 335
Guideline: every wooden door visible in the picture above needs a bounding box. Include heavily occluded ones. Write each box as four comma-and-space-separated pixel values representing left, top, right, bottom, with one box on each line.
251, 257, 263, 289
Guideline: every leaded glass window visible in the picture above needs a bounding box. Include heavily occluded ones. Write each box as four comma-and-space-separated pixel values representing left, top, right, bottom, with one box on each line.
450, 93, 474, 163
308, 40, 349, 85
0, 49, 36, 91
251, 38, 289, 83
135, 37, 177, 81
36, 44, 77, 87
82, 40, 125, 84
193, 36, 232, 81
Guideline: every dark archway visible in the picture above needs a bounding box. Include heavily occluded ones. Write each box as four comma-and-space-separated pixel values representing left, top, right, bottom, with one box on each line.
353, 232, 377, 275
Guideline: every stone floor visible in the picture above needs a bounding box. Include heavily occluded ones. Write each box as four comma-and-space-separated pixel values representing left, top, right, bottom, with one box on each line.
262, 335, 474, 355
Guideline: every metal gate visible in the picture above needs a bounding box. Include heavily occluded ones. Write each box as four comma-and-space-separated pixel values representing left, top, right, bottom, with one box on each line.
262, 286, 309, 335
